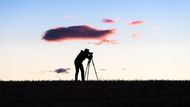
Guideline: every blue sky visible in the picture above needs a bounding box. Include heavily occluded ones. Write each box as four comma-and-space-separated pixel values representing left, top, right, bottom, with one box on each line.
0, 0, 190, 80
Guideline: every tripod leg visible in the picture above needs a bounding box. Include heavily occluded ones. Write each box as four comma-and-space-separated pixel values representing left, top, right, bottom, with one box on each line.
92, 59, 98, 80
84, 62, 89, 78
85, 61, 90, 80
87, 63, 90, 80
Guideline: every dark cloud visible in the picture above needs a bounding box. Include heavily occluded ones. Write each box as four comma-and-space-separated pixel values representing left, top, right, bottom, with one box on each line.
102, 19, 115, 24
42, 25, 115, 42
55, 68, 70, 74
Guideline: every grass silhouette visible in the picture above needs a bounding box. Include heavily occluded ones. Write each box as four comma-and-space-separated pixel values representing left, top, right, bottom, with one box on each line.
0, 80, 190, 107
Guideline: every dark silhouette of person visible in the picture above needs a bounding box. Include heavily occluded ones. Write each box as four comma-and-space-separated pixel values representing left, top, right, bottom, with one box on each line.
74, 48, 92, 81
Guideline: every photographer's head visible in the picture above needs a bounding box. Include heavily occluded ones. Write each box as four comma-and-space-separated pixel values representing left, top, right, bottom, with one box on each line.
84, 48, 89, 53
83, 48, 93, 60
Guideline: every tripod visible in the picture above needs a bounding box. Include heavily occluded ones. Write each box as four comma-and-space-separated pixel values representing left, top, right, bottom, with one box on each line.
84, 59, 98, 80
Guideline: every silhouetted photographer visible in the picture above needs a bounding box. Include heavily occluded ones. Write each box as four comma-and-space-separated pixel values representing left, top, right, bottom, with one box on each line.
74, 48, 93, 81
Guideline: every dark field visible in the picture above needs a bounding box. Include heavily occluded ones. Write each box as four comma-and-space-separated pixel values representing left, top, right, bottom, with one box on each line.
0, 81, 190, 107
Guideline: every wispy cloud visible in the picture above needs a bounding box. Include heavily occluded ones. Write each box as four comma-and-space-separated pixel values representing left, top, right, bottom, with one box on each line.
34, 68, 71, 75
102, 18, 115, 24
42, 25, 116, 43
132, 32, 141, 39
88, 39, 117, 45
121, 67, 126, 71
128, 20, 144, 26
98, 68, 106, 71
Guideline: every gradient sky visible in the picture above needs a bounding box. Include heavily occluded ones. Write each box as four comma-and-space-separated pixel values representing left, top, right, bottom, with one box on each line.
1, 0, 190, 80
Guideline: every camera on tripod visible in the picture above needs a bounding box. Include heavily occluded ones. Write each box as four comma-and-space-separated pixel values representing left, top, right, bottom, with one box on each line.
87, 52, 93, 60
84, 51, 99, 80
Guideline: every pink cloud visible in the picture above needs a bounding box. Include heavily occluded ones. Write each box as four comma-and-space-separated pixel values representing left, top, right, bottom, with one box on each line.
128, 20, 144, 26
88, 39, 117, 45
102, 19, 115, 24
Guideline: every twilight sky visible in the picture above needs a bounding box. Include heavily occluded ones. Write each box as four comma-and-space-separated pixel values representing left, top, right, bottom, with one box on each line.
0, 0, 190, 80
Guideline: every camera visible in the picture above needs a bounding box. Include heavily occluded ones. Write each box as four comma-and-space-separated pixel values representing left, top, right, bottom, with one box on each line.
88, 52, 93, 60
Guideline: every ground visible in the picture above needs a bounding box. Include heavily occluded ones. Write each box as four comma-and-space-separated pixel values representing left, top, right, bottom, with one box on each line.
0, 81, 190, 107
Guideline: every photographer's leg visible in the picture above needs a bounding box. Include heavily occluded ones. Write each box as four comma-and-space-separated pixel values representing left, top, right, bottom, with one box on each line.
80, 64, 85, 81
75, 65, 79, 81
